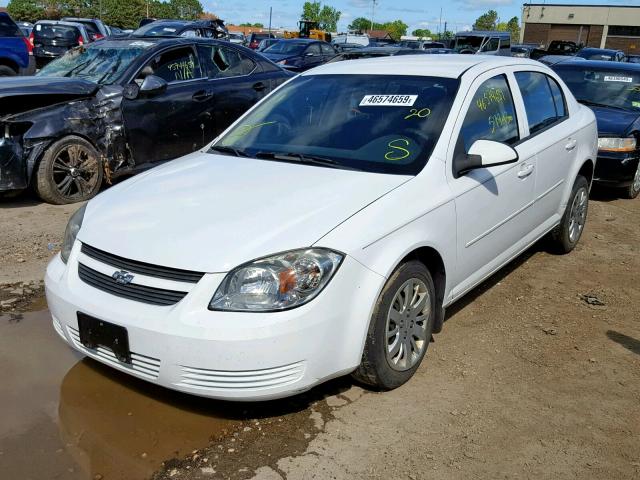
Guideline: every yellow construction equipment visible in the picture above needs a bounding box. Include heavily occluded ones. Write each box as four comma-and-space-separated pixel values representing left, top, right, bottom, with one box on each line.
284, 20, 332, 42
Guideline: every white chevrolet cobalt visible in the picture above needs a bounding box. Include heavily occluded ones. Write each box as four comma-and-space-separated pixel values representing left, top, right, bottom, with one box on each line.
45, 56, 597, 400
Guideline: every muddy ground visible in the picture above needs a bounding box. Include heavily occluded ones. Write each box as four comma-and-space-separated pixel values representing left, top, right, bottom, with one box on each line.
1, 189, 639, 480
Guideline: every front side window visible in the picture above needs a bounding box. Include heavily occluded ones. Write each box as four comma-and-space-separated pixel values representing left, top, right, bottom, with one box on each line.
306, 43, 322, 55
142, 47, 202, 83
515, 71, 562, 134
321, 43, 335, 55
213, 74, 459, 175
459, 75, 519, 152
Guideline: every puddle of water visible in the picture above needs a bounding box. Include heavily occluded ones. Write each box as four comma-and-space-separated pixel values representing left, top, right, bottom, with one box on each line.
0, 310, 237, 480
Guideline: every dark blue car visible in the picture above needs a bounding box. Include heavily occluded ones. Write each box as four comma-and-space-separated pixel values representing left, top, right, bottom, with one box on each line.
261, 39, 336, 71
0, 12, 35, 76
553, 60, 640, 198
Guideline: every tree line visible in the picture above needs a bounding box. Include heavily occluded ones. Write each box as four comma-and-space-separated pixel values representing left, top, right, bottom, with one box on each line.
6, 0, 205, 29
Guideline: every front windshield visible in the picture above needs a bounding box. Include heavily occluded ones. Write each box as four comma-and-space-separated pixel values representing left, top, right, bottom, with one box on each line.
37, 46, 144, 84
454, 36, 483, 52
264, 42, 306, 55
556, 67, 640, 110
213, 74, 459, 175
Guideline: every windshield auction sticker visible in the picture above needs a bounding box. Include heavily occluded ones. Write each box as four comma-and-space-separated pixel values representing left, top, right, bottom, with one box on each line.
604, 75, 633, 83
360, 95, 418, 107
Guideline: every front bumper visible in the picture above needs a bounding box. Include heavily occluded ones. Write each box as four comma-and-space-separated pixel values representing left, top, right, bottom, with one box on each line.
593, 151, 640, 187
45, 243, 385, 401
0, 135, 27, 191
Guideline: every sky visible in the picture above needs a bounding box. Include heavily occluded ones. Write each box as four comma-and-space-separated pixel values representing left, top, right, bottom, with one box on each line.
0, 0, 637, 34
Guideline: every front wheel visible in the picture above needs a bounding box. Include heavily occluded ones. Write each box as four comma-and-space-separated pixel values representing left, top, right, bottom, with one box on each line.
622, 160, 640, 199
352, 260, 436, 390
34, 136, 103, 204
0, 65, 17, 77
549, 175, 589, 253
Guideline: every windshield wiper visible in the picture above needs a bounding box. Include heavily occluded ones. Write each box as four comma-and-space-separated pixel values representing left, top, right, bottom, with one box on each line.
254, 151, 362, 171
208, 145, 250, 157
577, 99, 630, 111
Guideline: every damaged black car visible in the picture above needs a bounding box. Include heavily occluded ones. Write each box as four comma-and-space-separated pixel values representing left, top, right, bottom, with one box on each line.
0, 37, 292, 204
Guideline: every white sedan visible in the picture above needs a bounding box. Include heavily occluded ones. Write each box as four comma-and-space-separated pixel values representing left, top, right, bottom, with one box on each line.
45, 56, 597, 400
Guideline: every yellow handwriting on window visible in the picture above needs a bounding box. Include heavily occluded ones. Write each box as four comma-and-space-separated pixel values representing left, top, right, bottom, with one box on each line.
385, 138, 411, 161
404, 108, 431, 120
488, 113, 514, 134
476, 87, 506, 111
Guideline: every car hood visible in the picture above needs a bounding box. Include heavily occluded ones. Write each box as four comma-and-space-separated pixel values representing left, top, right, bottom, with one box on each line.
79, 152, 410, 273
589, 105, 640, 137
0, 77, 99, 116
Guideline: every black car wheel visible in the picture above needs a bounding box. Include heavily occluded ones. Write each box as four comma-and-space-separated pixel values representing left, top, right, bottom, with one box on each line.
352, 260, 436, 390
623, 161, 640, 199
35, 136, 103, 204
0, 65, 17, 76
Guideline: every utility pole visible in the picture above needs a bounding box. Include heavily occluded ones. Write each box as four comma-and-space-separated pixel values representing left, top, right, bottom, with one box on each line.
438, 7, 442, 39
370, 0, 377, 33
268, 6, 272, 34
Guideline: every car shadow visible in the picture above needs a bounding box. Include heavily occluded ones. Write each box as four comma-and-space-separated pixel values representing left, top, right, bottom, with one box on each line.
590, 184, 626, 202
606, 330, 640, 356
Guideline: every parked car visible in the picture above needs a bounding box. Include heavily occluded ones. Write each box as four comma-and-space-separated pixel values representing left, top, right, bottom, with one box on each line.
228, 32, 246, 46
31, 21, 91, 68
16, 21, 33, 37
424, 47, 453, 54
133, 19, 228, 39
537, 55, 584, 66
327, 46, 429, 62
333, 42, 365, 52
61, 17, 109, 42
256, 37, 280, 52
626, 54, 640, 64
332, 33, 370, 47
0, 12, 35, 76
530, 40, 580, 61
45, 56, 596, 401
575, 47, 626, 62
553, 60, 640, 198
453, 31, 511, 56
512, 44, 536, 58
247, 32, 276, 49
262, 39, 336, 71
398, 40, 446, 50
0, 37, 292, 204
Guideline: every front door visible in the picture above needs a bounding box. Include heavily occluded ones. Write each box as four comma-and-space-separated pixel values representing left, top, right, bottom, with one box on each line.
121, 45, 212, 165
447, 72, 537, 298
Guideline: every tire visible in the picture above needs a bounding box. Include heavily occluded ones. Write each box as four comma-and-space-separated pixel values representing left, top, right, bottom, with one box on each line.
352, 260, 436, 390
549, 175, 589, 253
34, 136, 103, 205
0, 65, 17, 77
622, 161, 640, 199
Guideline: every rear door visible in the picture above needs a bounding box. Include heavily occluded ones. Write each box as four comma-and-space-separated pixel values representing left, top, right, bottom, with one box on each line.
513, 70, 575, 227
121, 45, 212, 164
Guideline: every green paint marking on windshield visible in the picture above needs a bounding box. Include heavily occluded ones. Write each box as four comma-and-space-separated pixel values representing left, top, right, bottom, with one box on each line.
404, 108, 431, 120
476, 87, 506, 111
233, 121, 278, 138
385, 138, 412, 161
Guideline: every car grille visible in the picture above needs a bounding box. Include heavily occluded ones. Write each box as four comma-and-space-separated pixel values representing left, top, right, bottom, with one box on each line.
78, 263, 188, 306
81, 243, 205, 283
67, 326, 161, 379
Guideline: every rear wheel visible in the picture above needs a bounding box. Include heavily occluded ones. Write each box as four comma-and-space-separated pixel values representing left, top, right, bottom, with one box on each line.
0, 65, 17, 76
549, 175, 589, 253
352, 260, 436, 390
622, 161, 640, 199
34, 136, 103, 204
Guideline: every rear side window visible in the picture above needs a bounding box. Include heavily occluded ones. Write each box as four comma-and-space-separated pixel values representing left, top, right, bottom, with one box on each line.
515, 71, 564, 135
320, 43, 335, 55
0, 14, 21, 37
200, 45, 256, 78
306, 43, 322, 55
459, 74, 519, 151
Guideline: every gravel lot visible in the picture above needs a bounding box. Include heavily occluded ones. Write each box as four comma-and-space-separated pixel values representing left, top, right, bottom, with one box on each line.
1, 190, 639, 480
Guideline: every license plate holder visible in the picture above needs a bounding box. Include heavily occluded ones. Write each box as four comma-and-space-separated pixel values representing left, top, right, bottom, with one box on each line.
77, 312, 131, 364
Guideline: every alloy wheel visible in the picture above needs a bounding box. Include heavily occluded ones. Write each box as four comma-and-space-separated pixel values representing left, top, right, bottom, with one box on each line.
385, 278, 431, 371
633, 162, 640, 195
52, 144, 101, 200
568, 186, 588, 243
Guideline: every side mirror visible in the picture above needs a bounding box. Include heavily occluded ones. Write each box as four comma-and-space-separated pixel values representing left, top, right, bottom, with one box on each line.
139, 75, 167, 97
454, 139, 518, 178
305, 52, 316, 57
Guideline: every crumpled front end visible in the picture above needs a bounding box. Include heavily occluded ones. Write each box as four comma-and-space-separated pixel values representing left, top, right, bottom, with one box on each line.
0, 122, 39, 192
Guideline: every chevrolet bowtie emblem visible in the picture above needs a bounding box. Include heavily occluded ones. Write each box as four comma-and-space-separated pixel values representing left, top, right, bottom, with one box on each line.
112, 270, 134, 285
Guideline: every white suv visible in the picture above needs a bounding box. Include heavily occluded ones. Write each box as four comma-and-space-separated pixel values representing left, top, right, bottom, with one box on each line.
45, 56, 597, 400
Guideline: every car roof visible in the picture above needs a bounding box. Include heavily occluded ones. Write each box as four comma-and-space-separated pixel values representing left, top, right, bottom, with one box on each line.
306, 55, 541, 78
579, 47, 621, 54
554, 59, 640, 71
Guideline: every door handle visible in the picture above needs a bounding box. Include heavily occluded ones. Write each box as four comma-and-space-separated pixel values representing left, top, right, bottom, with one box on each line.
192, 90, 213, 102
565, 139, 577, 151
517, 163, 534, 179
252, 82, 266, 92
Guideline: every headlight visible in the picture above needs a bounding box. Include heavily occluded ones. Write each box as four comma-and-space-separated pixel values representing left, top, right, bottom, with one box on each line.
598, 137, 637, 152
210, 248, 343, 312
60, 204, 86, 264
